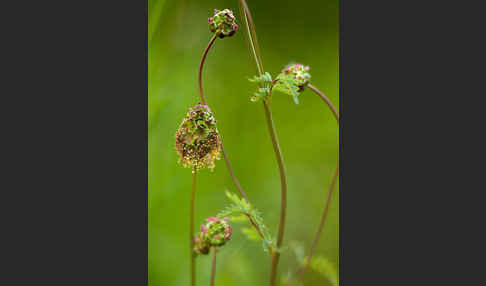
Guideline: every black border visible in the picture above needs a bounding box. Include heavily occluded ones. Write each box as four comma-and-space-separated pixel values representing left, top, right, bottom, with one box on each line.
5, 1, 149, 284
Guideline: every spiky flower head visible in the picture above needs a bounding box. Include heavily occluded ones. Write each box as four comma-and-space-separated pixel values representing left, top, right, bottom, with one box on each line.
208, 9, 238, 38
281, 63, 311, 91
175, 103, 221, 171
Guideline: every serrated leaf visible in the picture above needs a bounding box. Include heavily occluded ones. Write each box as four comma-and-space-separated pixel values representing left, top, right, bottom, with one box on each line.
248, 72, 273, 84
272, 73, 303, 105
225, 190, 241, 205
217, 192, 277, 254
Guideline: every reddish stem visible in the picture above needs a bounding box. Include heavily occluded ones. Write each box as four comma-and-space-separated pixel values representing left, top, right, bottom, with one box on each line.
296, 84, 339, 284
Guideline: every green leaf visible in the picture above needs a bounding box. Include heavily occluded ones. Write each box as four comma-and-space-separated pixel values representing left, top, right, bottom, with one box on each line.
248, 72, 273, 84
225, 190, 241, 205
248, 72, 275, 102
218, 192, 277, 253
273, 73, 302, 105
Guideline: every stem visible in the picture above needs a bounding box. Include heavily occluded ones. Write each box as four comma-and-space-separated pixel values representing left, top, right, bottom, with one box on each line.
197, 30, 264, 242
268, 77, 280, 94
238, 0, 264, 75
263, 101, 288, 286
190, 167, 197, 286
245, 213, 265, 240
296, 84, 339, 284
308, 84, 339, 122
198, 34, 218, 106
297, 165, 339, 283
239, 1, 288, 285
210, 248, 217, 286
221, 145, 248, 202
198, 34, 250, 202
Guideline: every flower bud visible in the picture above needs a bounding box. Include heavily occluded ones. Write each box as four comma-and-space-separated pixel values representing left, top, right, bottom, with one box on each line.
175, 103, 221, 171
209, 8, 238, 38
201, 217, 232, 247
193, 217, 232, 255
281, 63, 311, 91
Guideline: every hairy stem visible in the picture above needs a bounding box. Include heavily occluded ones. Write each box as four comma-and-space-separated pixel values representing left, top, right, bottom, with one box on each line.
210, 248, 217, 286
190, 167, 197, 286
296, 84, 339, 284
239, 1, 288, 285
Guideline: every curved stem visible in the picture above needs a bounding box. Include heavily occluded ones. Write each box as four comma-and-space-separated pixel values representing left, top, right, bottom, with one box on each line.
239, 1, 288, 285
210, 248, 217, 286
296, 84, 339, 284
263, 101, 288, 286
190, 167, 197, 286
198, 31, 264, 241
198, 34, 250, 202
199, 34, 218, 106
308, 84, 339, 122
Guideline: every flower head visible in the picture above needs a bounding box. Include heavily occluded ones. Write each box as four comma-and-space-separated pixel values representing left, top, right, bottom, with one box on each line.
193, 217, 232, 255
175, 103, 221, 171
202, 217, 232, 247
281, 63, 311, 91
209, 9, 238, 38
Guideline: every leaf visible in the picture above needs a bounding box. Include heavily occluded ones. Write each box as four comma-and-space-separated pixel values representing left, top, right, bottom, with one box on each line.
218, 192, 277, 253
248, 72, 273, 84
225, 190, 242, 205
248, 72, 275, 102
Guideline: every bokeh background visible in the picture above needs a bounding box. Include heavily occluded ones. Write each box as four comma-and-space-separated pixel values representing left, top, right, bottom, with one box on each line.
149, 0, 339, 285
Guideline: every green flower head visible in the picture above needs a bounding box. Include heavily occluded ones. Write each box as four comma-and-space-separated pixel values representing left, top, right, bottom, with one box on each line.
208, 9, 238, 38
281, 63, 311, 91
175, 103, 221, 171
193, 216, 232, 255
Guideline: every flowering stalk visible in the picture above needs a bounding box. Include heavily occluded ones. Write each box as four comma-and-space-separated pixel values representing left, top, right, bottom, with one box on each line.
190, 167, 197, 286
198, 8, 268, 241
238, 1, 288, 285
175, 104, 222, 286
210, 248, 217, 286
249, 61, 339, 284
194, 217, 233, 285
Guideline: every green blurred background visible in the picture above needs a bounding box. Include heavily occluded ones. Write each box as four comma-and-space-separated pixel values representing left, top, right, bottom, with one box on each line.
149, 0, 339, 285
